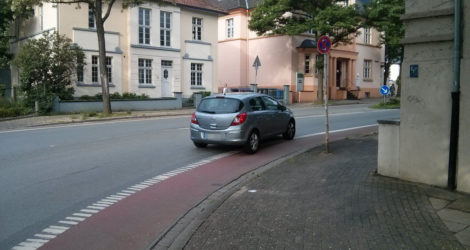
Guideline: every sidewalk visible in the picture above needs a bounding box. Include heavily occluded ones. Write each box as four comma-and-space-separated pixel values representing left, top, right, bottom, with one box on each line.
177, 135, 470, 249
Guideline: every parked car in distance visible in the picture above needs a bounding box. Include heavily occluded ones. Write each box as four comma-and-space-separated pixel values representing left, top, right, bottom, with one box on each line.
190, 93, 295, 153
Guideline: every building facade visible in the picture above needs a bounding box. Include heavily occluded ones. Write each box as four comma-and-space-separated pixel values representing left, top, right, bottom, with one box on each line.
9, 0, 225, 99
382, 0, 469, 193
215, 0, 384, 103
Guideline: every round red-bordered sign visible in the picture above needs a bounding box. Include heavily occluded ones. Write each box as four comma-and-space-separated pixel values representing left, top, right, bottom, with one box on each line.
317, 35, 331, 54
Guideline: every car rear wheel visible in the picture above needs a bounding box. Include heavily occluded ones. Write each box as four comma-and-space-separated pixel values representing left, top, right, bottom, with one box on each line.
244, 130, 259, 154
193, 142, 207, 148
283, 120, 295, 140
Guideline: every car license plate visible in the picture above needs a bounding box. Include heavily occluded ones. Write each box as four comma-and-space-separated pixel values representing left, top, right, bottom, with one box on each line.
201, 132, 222, 140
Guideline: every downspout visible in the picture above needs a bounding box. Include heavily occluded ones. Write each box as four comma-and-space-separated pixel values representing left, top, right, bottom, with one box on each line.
447, 0, 462, 190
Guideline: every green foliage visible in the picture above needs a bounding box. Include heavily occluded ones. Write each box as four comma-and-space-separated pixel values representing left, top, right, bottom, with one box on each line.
77, 92, 149, 101
0, 83, 5, 97
370, 98, 400, 109
0, 1, 15, 68
0, 97, 32, 117
13, 31, 85, 114
364, 0, 405, 83
248, 0, 363, 45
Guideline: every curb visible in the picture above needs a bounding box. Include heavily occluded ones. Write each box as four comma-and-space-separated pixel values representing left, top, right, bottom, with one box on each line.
28, 112, 195, 128
147, 146, 312, 250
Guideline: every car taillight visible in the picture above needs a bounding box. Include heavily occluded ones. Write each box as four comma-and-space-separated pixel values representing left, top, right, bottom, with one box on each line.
191, 113, 198, 124
231, 112, 247, 126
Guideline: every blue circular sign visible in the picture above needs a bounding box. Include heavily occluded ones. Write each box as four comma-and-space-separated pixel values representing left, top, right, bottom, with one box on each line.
317, 36, 331, 54
380, 86, 390, 95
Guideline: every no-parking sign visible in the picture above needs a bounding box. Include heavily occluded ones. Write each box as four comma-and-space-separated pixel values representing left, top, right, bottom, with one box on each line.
317, 36, 331, 54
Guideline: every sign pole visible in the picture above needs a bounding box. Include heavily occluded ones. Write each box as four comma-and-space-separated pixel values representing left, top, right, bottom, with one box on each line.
318, 35, 331, 153
324, 53, 329, 153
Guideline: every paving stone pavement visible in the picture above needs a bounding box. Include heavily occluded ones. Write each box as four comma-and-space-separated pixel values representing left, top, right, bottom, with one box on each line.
184, 135, 466, 250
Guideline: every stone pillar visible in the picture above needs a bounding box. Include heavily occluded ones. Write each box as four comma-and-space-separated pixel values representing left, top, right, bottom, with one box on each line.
250, 83, 258, 93
283, 85, 290, 105
193, 92, 202, 108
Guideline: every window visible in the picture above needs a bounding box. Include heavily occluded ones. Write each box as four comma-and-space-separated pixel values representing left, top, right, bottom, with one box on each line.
191, 63, 202, 86
160, 11, 171, 47
106, 57, 112, 83
363, 60, 372, 79
192, 17, 202, 41
139, 59, 152, 84
92, 56, 98, 83
226, 18, 234, 38
305, 55, 311, 74
88, 5, 95, 29
77, 64, 84, 83
364, 27, 371, 44
261, 96, 280, 111
139, 8, 150, 44
161, 60, 172, 67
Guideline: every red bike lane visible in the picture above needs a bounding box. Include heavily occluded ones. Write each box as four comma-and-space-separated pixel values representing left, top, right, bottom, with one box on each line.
40, 126, 377, 250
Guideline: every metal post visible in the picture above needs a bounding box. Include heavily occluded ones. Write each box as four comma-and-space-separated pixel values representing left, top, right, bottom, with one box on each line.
324, 53, 330, 153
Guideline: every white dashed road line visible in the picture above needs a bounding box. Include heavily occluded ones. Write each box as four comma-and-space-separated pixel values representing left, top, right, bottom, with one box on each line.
11, 151, 236, 250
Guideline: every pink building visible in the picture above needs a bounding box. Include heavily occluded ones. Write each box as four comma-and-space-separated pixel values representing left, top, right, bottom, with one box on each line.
214, 0, 385, 103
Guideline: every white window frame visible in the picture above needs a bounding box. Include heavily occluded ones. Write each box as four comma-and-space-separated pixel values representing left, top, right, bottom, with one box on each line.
363, 60, 372, 80
305, 55, 311, 74
364, 27, 371, 44
160, 11, 171, 47
192, 17, 202, 41
139, 8, 151, 45
139, 59, 152, 85
88, 4, 95, 29
106, 57, 112, 83
91, 55, 98, 83
191, 63, 203, 86
226, 18, 234, 38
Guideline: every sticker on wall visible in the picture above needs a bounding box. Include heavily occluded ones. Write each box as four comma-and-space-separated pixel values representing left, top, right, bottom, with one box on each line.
410, 64, 418, 78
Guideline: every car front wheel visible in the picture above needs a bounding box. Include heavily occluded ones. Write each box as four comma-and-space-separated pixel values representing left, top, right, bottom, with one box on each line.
244, 130, 259, 154
283, 120, 295, 140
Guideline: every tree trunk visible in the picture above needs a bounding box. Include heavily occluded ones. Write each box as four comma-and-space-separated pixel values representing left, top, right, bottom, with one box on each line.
95, 1, 111, 114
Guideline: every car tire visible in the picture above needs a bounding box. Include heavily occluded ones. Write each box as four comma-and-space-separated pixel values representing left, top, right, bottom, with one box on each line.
283, 120, 295, 140
244, 130, 260, 154
193, 142, 207, 148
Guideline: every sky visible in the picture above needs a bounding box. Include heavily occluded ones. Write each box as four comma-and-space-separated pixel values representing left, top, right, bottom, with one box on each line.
390, 64, 400, 81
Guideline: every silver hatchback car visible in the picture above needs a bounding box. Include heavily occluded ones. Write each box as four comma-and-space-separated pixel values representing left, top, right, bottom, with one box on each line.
190, 93, 295, 153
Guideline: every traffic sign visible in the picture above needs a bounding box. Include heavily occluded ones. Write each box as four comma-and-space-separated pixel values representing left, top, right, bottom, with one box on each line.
317, 36, 331, 54
380, 86, 390, 95
253, 56, 261, 69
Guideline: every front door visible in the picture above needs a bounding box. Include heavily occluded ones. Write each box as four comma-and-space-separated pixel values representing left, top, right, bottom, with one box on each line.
161, 62, 172, 97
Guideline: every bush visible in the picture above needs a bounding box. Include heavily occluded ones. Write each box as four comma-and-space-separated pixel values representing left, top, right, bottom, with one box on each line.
77, 92, 150, 101
0, 98, 32, 117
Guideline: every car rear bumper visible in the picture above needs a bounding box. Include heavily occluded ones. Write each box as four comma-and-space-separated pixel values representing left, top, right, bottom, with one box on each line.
190, 124, 248, 145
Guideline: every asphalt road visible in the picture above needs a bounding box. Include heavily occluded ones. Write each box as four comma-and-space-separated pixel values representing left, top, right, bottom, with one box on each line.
0, 104, 399, 249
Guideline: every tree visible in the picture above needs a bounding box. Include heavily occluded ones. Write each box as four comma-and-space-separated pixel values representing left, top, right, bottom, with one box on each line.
249, 0, 363, 102
0, 1, 14, 69
13, 31, 85, 113
364, 0, 405, 93
11, 0, 167, 114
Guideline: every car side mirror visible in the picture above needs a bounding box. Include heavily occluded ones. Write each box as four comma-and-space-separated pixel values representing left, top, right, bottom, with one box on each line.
279, 105, 286, 111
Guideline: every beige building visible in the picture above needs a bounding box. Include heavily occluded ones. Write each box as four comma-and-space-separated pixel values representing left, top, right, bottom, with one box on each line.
378, 0, 469, 194
10, 0, 225, 99
214, 0, 385, 103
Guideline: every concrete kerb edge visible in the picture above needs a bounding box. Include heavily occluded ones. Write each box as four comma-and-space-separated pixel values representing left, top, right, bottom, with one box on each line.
147, 147, 313, 250
23, 111, 195, 128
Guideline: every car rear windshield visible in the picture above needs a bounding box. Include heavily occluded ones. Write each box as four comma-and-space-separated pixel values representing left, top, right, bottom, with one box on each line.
197, 97, 244, 114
